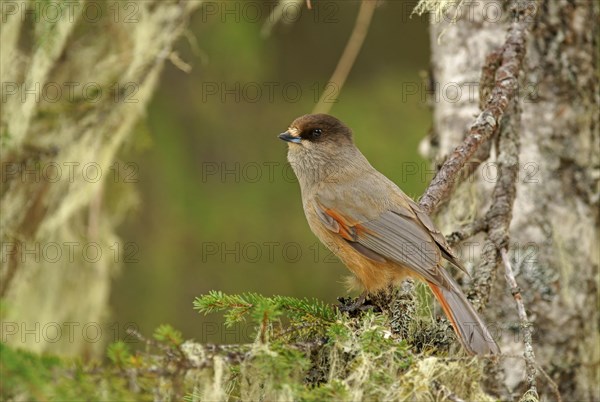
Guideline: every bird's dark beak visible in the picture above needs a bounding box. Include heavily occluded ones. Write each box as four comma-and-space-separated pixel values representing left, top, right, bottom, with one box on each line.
278, 132, 301, 144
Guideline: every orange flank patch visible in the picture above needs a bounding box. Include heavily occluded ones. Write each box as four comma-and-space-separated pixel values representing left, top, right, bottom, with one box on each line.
428, 282, 459, 336
324, 209, 354, 240
323, 209, 376, 241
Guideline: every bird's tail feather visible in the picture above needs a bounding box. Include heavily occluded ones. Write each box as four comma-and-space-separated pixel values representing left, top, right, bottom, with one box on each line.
427, 275, 500, 356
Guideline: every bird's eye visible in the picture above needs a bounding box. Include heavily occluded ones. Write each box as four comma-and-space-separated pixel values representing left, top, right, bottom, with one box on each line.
311, 128, 322, 138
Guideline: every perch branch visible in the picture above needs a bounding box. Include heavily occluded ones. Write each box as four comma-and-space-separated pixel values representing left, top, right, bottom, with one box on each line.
452, 48, 503, 184
312, 0, 377, 114
418, 0, 535, 215
468, 98, 520, 309
501, 249, 538, 398
440, 47, 504, 192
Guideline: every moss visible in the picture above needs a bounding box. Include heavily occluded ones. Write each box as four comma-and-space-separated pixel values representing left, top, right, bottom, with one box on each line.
4, 292, 498, 401
0, 342, 139, 401
399, 357, 493, 401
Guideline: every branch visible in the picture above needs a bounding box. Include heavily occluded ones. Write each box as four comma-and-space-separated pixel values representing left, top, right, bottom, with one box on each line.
451, 48, 503, 185
501, 249, 538, 399
468, 98, 520, 309
446, 218, 488, 248
312, 0, 377, 114
418, 1, 535, 215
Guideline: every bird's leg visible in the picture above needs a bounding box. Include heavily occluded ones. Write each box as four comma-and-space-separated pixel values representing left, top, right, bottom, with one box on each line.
337, 291, 369, 313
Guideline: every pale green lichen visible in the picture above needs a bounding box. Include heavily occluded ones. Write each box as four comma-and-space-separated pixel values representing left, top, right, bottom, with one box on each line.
413, 0, 465, 21
0, 0, 201, 357
519, 389, 540, 402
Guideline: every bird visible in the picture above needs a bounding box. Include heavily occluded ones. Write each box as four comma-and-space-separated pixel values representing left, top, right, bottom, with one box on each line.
278, 113, 500, 356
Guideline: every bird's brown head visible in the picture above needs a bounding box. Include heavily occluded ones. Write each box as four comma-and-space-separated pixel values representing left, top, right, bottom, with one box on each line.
278, 114, 353, 148
278, 114, 366, 189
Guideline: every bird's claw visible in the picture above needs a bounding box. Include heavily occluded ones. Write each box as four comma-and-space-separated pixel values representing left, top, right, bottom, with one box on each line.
337, 292, 370, 314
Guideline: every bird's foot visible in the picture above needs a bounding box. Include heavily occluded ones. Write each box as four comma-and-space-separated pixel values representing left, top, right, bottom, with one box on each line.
337, 292, 373, 314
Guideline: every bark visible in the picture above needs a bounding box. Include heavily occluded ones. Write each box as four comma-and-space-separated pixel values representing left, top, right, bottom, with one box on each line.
0, 0, 200, 357
424, 0, 599, 400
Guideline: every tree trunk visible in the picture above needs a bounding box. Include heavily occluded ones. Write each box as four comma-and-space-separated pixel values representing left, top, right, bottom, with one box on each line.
1, 0, 199, 357
424, 0, 598, 400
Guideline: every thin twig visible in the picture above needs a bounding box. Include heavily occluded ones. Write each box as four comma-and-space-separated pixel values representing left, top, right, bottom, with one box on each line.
312, 0, 377, 114
169, 52, 192, 73
501, 248, 538, 399
418, 0, 535, 215
536, 362, 563, 402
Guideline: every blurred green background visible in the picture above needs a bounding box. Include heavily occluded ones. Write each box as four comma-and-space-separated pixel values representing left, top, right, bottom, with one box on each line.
111, 1, 431, 345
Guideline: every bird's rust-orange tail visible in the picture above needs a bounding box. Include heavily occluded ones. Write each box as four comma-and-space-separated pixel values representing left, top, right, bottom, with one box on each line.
427, 279, 500, 356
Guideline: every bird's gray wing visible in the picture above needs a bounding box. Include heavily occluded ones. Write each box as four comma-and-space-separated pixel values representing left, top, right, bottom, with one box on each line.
313, 198, 451, 289
406, 199, 467, 274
